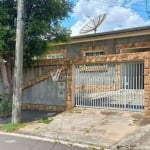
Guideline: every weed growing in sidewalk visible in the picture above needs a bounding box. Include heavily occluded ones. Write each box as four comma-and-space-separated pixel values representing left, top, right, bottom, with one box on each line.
38, 117, 53, 124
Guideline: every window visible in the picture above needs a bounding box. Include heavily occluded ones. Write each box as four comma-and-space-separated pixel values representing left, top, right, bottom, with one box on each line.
46, 53, 64, 59
83, 50, 104, 57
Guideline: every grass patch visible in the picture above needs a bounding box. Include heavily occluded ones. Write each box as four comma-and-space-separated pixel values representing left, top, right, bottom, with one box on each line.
0, 123, 25, 132
38, 117, 53, 124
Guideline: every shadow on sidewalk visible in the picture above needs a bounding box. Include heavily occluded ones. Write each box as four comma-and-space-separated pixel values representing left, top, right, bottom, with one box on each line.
0, 110, 58, 124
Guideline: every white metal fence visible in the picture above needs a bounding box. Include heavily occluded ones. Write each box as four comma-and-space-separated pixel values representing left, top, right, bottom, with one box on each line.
73, 62, 144, 112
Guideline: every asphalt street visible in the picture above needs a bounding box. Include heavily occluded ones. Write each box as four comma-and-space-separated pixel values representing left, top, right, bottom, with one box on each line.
0, 133, 87, 150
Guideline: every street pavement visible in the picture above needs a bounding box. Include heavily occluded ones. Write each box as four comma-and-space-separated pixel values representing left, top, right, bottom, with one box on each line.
0, 133, 87, 150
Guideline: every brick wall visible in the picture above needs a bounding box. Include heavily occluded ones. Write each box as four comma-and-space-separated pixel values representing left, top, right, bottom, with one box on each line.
144, 55, 150, 115
116, 41, 150, 54
21, 103, 66, 112
66, 62, 73, 110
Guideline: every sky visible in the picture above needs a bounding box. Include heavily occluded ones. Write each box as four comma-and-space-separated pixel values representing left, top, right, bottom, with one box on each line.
62, 0, 150, 36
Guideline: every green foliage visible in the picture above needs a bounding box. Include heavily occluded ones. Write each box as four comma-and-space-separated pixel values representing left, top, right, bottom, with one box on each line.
0, 123, 25, 132
0, 0, 16, 56
38, 117, 53, 124
0, 100, 12, 117
0, 0, 73, 67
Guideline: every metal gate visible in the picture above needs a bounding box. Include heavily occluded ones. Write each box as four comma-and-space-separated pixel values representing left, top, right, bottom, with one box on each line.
73, 62, 144, 112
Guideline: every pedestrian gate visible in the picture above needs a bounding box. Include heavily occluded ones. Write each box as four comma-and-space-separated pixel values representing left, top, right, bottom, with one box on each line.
73, 62, 144, 112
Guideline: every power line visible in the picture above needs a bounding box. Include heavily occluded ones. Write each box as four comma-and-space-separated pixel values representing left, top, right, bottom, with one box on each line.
104, 0, 146, 8
146, 0, 150, 18
98, 0, 147, 6
93, 0, 150, 19
85, 0, 150, 19
91, 0, 147, 12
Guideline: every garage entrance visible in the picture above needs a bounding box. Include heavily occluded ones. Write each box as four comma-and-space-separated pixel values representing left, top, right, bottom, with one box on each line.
73, 62, 144, 112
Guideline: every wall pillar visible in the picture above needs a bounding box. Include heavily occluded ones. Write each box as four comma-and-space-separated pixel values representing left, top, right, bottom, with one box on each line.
115, 63, 121, 90
144, 54, 150, 115
66, 61, 73, 110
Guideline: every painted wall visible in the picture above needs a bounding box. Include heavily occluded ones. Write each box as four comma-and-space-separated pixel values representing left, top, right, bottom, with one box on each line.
22, 78, 66, 106
59, 35, 150, 58
0, 66, 66, 107
22, 66, 66, 106
23, 66, 55, 83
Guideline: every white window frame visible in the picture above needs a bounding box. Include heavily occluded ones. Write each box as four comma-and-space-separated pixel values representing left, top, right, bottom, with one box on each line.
83, 50, 104, 57
46, 53, 64, 59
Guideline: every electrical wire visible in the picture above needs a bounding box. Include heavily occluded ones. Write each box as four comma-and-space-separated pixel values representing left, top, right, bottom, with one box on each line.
97, 0, 147, 6
91, 0, 150, 19
146, 0, 150, 18
91, 0, 146, 10
101, 0, 146, 8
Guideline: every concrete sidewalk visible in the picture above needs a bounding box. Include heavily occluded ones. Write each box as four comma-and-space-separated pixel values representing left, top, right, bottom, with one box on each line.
18, 108, 150, 149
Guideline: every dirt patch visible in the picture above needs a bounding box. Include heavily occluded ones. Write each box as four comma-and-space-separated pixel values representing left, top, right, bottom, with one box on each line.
131, 113, 150, 126
100, 110, 121, 116
67, 108, 83, 113
138, 117, 150, 126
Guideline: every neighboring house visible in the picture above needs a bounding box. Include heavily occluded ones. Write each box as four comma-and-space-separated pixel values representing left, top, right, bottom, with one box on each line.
0, 26, 150, 115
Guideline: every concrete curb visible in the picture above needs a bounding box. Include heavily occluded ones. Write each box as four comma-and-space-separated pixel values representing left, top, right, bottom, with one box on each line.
0, 131, 105, 150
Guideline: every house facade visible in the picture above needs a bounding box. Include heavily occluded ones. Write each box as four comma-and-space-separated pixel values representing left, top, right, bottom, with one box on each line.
1, 26, 150, 115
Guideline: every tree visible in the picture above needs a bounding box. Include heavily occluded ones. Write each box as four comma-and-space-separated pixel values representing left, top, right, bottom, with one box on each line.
0, 0, 16, 99
0, 0, 73, 99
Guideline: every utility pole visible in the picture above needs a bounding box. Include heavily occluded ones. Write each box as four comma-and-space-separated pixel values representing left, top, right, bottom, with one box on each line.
12, 0, 24, 124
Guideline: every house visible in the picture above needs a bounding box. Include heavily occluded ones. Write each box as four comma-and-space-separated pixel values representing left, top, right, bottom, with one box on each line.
1, 26, 150, 115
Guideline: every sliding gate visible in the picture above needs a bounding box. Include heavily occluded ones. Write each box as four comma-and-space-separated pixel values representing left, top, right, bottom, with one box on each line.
73, 62, 144, 112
